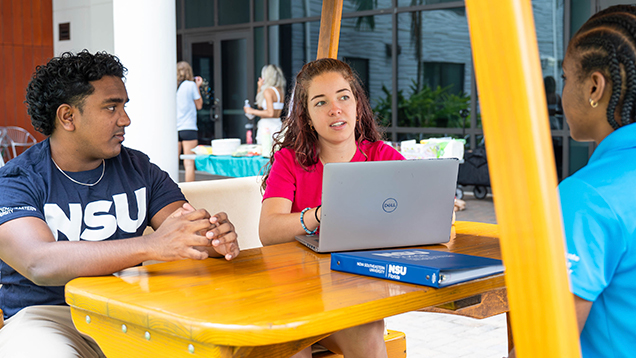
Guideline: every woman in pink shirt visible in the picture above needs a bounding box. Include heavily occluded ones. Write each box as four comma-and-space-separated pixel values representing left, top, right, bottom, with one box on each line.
259, 58, 403, 358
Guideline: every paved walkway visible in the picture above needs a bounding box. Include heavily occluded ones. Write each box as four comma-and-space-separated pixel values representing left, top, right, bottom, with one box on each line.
386, 192, 507, 358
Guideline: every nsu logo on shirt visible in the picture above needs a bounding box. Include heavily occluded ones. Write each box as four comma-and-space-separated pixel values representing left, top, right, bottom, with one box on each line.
44, 188, 147, 241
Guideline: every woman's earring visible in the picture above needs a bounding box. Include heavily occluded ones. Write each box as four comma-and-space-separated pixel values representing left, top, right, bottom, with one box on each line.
589, 98, 598, 108
309, 122, 314, 130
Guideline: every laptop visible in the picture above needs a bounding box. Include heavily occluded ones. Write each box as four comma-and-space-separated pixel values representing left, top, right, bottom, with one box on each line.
296, 158, 460, 253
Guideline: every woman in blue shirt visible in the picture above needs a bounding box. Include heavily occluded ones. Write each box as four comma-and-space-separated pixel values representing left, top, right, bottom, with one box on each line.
511, 5, 636, 358
176, 61, 203, 182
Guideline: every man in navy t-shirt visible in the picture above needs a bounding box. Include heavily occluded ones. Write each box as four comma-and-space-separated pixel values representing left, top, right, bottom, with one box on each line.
0, 51, 239, 357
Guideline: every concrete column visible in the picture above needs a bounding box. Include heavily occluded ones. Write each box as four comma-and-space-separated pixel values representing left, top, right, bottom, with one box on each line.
112, 0, 178, 181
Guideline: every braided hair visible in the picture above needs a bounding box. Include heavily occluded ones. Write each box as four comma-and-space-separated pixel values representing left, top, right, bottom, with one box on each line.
569, 5, 636, 128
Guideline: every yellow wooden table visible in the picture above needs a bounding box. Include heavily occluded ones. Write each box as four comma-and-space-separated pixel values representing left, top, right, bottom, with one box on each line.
65, 221, 505, 358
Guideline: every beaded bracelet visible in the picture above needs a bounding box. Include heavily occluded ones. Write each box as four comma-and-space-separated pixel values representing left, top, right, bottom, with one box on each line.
300, 207, 318, 235
315, 205, 321, 223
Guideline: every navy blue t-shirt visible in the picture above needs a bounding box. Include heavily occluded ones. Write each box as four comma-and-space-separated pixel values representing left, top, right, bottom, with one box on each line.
0, 139, 185, 319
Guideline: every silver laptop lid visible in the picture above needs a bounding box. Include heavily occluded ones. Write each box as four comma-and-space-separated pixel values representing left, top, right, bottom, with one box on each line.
315, 158, 459, 252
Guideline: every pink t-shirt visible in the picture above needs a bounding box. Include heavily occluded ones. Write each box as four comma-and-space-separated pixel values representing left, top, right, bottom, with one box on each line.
263, 141, 405, 213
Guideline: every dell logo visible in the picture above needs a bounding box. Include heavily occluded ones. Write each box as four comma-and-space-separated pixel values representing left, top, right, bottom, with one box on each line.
382, 198, 398, 213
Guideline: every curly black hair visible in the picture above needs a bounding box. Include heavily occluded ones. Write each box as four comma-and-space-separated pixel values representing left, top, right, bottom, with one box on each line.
25, 50, 127, 136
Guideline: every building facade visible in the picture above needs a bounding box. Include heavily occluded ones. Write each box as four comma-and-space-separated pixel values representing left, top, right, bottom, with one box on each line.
175, 0, 629, 180
4, 0, 626, 178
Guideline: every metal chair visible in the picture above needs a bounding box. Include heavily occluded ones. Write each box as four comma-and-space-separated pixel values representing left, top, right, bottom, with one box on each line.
3, 126, 37, 159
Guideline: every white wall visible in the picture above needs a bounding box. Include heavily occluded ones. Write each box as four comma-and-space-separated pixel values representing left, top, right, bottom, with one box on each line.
53, 0, 114, 55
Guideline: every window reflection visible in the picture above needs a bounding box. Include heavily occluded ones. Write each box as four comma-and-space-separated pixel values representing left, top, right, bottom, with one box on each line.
534, 0, 564, 97
176, 1, 182, 29
268, 0, 320, 20
343, 0, 392, 13
533, 0, 565, 176
342, 57, 370, 99
254, 27, 266, 86
339, 15, 392, 113
185, 0, 214, 28
267, 0, 394, 20
393, 10, 472, 129
218, 0, 249, 25
269, 22, 319, 84
397, 0, 463, 7
255, 0, 265, 22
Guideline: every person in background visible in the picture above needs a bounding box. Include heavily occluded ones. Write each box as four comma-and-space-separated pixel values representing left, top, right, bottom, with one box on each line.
243, 64, 286, 156
259, 58, 404, 358
176, 61, 203, 182
0, 51, 239, 357
510, 5, 636, 357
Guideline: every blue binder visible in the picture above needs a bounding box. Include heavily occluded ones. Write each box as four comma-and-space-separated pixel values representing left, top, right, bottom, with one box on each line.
331, 249, 504, 288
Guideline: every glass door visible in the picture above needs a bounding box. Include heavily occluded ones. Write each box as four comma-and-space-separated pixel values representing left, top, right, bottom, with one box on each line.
218, 33, 250, 143
185, 30, 253, 143
190, 41, 216, 144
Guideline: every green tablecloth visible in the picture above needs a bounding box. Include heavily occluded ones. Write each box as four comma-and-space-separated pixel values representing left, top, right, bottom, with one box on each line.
195, 155, 270, 177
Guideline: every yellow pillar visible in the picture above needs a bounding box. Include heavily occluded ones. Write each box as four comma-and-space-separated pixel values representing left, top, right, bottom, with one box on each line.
316, 0, 343, 59
464, 0, 581, 357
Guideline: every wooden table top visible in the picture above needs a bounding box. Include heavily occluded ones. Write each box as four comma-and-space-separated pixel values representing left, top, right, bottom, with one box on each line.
66, 221, 504, 351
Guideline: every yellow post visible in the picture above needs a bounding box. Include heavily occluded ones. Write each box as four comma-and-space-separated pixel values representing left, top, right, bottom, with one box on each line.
464, 1, 581, 357
316, 0, 343, 59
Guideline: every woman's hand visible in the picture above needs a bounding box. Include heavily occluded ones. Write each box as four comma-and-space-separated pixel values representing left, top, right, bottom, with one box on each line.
195, 76, 203, 87
259, 198, 321, 246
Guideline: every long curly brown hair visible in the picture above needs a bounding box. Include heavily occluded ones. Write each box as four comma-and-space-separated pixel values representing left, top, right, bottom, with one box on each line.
261, 58, 383, 191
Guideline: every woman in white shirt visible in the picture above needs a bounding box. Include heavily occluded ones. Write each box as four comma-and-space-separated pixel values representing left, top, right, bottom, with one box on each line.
243, 64, 286, 156
176, 61, 202, 182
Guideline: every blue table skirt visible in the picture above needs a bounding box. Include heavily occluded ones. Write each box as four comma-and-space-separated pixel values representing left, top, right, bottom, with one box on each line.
195, 155, 271, 177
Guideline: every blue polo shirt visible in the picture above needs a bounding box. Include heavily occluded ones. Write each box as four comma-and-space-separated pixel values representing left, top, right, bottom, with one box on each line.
0, 139, 185, 319
560, 123, 636, 358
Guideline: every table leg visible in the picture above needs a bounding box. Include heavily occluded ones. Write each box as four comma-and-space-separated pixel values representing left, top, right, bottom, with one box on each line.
417, 288, 511, 353
417, 287, 509, 319
506, 311, 514, 353
232, 335, 329, 358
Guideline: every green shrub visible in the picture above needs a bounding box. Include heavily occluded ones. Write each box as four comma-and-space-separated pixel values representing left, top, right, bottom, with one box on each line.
374, 81, 473, 129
